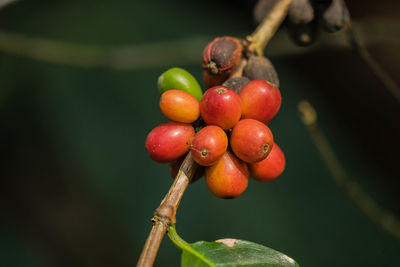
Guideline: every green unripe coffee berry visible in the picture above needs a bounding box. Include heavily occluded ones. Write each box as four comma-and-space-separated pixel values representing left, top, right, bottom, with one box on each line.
157, 67, 203, 102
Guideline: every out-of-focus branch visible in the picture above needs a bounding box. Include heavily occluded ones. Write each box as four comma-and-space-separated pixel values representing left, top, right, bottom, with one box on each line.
0, 18, 399, 70
346, 22, 400, 103
298, 100, 400, 240
0, 31, 209, 70
0, 0, 20, 9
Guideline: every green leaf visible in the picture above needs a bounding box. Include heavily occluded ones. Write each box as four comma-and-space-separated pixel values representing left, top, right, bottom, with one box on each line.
168, 225, 299, 267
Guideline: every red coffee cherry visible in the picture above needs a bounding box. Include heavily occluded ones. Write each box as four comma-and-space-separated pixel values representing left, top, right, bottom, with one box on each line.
249, 143, 286, 182
160, 90, 200, 123
191, 125, 228, 166
200, 86, 242, 130
145, 122, 194, 163
240, 79, 281, 124
169, 155, 204, 183
205, 151, 249, 199
230, 119, 274, 163
202, 36, 242, 76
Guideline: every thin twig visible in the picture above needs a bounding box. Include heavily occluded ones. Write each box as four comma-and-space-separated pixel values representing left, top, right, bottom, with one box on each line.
298, 100, 400, 240
346, 22, 400, 103
0, 0, 20, 8
246, 0, 291, 56
136, 153, 198, 267
229, 58, 247, 78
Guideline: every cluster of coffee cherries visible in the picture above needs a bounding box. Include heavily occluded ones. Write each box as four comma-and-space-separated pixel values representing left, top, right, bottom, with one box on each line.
145, 36, 285, 199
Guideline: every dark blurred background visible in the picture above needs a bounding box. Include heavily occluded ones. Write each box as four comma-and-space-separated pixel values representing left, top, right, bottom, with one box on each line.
0, 0, 399, 266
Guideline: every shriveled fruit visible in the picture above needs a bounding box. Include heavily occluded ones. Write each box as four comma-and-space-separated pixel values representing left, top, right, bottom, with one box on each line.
249, 143, 285, 182
206, 151, 249, 199
287, 18, 317, 46
288, 0, 314, 25
160, 90, 200, 123
157, 67, 203, 102
191, 125, 228, 166
243, 56, 279, 87
253, 0, 280, 24
202, 36, 242, 76
169, 155, 204, 183
230, 119, 274, 163
222, 76, 251, 94
200, 86, 242, 130
145, 122, 194, 163
240, 79, 281, 124
319, 0, 350, 33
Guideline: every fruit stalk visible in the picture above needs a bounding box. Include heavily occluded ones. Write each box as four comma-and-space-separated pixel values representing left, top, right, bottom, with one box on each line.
247, 0, 292, 56
137, 153, 198, 267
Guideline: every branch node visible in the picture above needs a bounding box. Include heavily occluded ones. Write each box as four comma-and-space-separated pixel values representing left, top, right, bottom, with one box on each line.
154, 203, 176, 226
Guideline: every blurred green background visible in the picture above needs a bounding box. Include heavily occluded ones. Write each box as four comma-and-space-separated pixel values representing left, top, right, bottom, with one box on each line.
0, 0, 399, 266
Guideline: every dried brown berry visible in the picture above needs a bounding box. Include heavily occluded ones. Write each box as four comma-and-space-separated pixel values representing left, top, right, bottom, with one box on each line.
288, 0, 314, 24
287, 19, 318, 46
202, 36, 242, 76
285, 0, 317, 47
320, 0, 349, 33
253, 0, 280, 24
243, 56, 280, 87
222, 77, 251, 94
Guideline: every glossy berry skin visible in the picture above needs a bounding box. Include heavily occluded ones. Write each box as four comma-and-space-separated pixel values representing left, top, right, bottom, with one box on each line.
205, 151, 249, 199
240, 79, 281, 124
145, 122, 194, 163
200, 86, 242, 130
157, 67, 203, 102
202, 36, 242, 76
169, 155, 204, 183
191, 125, 228, 166
249, 143, 285, 182
230, 119, 274, 163
160, 90, 200, 123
